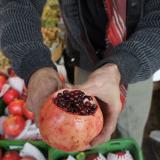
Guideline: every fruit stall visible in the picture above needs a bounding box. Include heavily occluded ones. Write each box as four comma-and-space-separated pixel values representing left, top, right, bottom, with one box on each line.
0, 66, 144, 160
0, 0, 147, 159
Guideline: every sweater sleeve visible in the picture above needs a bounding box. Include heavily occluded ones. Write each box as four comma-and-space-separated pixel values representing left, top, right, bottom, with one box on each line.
97, 0, 160, 85
30, 0, 47, 16
0, 0, 57, 83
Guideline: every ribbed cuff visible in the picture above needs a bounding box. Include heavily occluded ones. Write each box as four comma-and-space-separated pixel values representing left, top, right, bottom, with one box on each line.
96, 48, 140, 85
20, 47, 57, 85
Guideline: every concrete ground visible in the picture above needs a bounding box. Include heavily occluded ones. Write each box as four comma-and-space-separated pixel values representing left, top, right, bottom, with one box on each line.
142, 83, 160, 160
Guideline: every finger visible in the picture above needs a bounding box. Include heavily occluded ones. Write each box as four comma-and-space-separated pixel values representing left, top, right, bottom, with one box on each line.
64, 83, 74, 88
91, 116, 117, 146
26, 79, 61, 124
90, 107, 119, 147
26, 97, 40, 125
28, 76, 61, 105
74, 83, 98, 98
76, 83, 120, 105
74, 79, 93, 90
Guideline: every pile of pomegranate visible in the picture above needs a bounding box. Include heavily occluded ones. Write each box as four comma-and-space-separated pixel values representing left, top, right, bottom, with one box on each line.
0, 150, 34, 160
0, 69, 39, 140
0, 142, 46, 160
64, 150, 134, 160
39, 88, 103, 152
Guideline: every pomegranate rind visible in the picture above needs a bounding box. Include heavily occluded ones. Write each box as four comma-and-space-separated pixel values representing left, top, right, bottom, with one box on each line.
39, 89, 103, 152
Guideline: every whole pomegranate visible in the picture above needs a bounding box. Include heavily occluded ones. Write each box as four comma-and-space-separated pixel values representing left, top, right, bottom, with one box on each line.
0, 74, 7, 91
39, 89, 103, 152
3, 115, 26, 137
3, 88, 20, 104
2, 151, 21, 160
8, 99, 25, 116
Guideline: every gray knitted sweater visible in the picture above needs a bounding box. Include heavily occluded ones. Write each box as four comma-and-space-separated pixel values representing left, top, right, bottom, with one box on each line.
0, 0, 160, 84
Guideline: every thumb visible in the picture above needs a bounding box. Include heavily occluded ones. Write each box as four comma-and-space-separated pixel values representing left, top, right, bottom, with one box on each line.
25, 97, 40, 126
64, 83, 74, 89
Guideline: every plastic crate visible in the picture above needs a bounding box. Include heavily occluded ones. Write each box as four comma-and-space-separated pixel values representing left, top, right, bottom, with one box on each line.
0, 140, 49, 159
48, 138, 143, 160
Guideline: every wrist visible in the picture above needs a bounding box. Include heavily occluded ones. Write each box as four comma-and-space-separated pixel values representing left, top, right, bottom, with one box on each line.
30, 67, 57, 77
28, 67, 61, 89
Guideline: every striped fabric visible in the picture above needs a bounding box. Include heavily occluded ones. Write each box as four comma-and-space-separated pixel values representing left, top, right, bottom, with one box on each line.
105, 0, 127, 46
1, 0, 160, 90
104, 0, 127, 108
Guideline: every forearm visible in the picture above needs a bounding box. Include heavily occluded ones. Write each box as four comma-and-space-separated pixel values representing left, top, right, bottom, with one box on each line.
0, 0, 56, 83
98, 0, 160, 84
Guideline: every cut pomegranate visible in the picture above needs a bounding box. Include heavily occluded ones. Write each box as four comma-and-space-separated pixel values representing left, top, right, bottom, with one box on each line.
53, 89, 97, 115
39, 88, 103, 152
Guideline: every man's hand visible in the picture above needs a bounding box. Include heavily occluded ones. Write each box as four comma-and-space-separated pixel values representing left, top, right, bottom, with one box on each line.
26, 67, 63, 124
77, 64, 122, 147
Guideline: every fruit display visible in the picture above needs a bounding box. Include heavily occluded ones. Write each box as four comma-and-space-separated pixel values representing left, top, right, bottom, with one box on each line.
0, 69, 41, 140
3, 116, 26, 137
63, 151, 134, 160
41, 0, 64, 63
41, 27, 60, 48
0, 52, 10, 72
48, 139, 143, 160
7, 100, 25, 116
41, 25, 64, 63
0, 73, 7, 91
2, 151, 21, 160
41, 0, 60, 29
3, 89, 20, 104
0, 142, 47, 160
39, 88, 103, 152
107, 151, 134, 160
41, 0, 63, 47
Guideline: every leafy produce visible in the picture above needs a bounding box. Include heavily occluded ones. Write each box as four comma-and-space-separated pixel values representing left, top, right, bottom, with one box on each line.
39, 88, 103, 152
